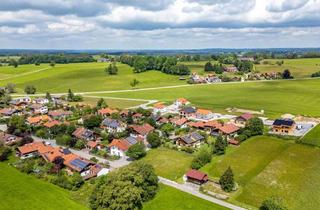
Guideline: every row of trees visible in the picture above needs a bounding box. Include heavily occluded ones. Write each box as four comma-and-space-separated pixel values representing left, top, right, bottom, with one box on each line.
18, 54, 95, 64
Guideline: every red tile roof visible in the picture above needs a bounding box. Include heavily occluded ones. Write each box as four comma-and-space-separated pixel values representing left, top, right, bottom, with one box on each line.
186, 169, 208, 182
187, 121, 205, 128
177, 98, 189, 104
109, 139, 130, 151
27, 115, 51, 124
87, 140, 98, 148
219, 123, 240, 134
43, 120, 61, 128
171, 117, 188, 126
130, 123, 154, 135
239, 113, 254, 121
98, 108, 118, 115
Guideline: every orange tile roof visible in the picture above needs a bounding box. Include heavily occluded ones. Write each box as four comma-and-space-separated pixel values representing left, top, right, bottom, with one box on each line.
43, 120, 61, 128
204, 120, 222, 128
196, 109, 212, 115
177, 98, 189, 104
171, 117, 188, 126
18, 142, 50, 155
27, 115, 51, 124
219, 123, 240, 134
154, 102, 166, 109
130, 123, 155, 135
109, 139, 130, 151
187, 121, 205, 128
98, 108, 118, 115
87, 140, 98, 148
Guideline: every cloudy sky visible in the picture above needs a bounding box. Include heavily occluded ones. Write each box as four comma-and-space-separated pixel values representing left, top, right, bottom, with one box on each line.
0, 0, 320, 49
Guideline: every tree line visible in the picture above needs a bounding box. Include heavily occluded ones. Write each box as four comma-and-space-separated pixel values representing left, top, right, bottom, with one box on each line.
18, 54, 95, 64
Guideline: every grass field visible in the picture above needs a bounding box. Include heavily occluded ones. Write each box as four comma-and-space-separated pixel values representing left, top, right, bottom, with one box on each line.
143, 184, 228, 210
89, 78, 320, 118
256, 58, 320, 78
0, 162, 87, 210
0, 62, 184, 93
201, 136, 320, 209
300, 124, 320, 146
0, 64, 50, 80
141, 147, 194, 181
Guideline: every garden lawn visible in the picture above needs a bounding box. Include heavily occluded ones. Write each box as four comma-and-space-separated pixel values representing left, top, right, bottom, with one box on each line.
0, 162, 87, 210
300, 124, 320, 146
141, 147, 194, 181
90, 78, 320, 118
0, 62, 185, 93
143, 184, 228, 210
256, 58, 320, 78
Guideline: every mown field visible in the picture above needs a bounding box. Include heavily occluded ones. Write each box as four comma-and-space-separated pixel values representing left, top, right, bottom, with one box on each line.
140, 147, 194, 181
143, 184, 228, 210
300, 124, 320, 146
88, 78, 320, 118
0, 62, 184, 93
0, 162, 87, 210
0, 64, 50, 80
201, 136, 320, 210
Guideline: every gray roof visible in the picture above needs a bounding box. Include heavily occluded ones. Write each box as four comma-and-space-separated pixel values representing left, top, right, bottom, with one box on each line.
102, 118, 123, 129
181, 132, 204, 144
126, 136, 138, 145
181, 107, 196, 114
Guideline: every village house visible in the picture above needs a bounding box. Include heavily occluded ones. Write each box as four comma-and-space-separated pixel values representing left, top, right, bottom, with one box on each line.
176, 132, 205, 148
179, 106, 196, 118
272, 119, 296, 135
0, 108, 18, 117
206, 74, 221, 83
132, 113, 144, 123
97, 108, 118, 117
9, 97, 31, 109
234, 113, 254, 126
153, 102, 168, 115
0, 132, 22, 145
195, 109, 215, 121
170, 117, 188, 128
43, 120, 61, 129
129, 123, 155, 140
184, 169, 208, 185
218, 123, 240, 139
109, 139, 130, 157
101, 118, 127, 133
30, 104, 48, 115
48, 109, 72, 120
33, 98, 49, 105
174, 98, 190, 108
224, 66, 238, 73
27, 115, 52, 125
72, 127, 95, 141
190, 73, 206, 83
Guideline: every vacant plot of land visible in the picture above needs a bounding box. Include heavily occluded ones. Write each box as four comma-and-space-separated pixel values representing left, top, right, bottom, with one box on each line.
91, 78, 320, 118
300, 124, 320, 146
201, 136, 290, 186
0, 163, 87, 210
143, 184, 228, 210
0, 62, 184, 93
141, 148, 194, 181
256, 58, 320, 78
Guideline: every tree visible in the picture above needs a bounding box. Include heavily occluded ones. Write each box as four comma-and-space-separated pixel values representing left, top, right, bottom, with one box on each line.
214, 135, 227, 155
74, 140, 86, 150
5, 83, 16, 93
260, 196, 288, 210
147, 132, 161, 148
130, 78, 140, 88
311, 71, 320, 78
0, 146, 11, 161
46, 92, 52, 102
219, 167, 235, 192
133, 56, 148, 73
127, 110, 133, 124
213, 63, 224, 74
282, 69, 293, 79
204, 62, 214, 71
96, 98, 107, 109
67, 89, 74, 101
191, 144, 212, 169
56, 135, 72, 147
9, 59, 18, 68
246, 117, 264, 136
83, 115, 102, 129
89, 162, 158, 210
160, 123, 174, 137
50, 61, 55, 67
126, 142, 146, 160
106, 62, 118, 75
24, 85, 36, 94
7, 115, 29, 136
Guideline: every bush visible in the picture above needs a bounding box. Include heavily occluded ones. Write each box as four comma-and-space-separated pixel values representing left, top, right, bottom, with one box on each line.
126, 142, 146, 160
260, 196, 288, 210
236, 134, 247, 142
0, 146, 11, 161
24, 85, 36, 94
147, 132, 161, 148
191, 144, 212, 169
311, 71, 320, 77
74, 140, 86, 150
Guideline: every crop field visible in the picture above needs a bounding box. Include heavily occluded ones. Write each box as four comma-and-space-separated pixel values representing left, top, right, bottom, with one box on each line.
0, 62, 184, 93
300, 124, 320, 146
140, 148, 194, 181
0, 162, 87, 210
201, 136, 320, 210
88, 78, 320, 118
143, 184, 228, 210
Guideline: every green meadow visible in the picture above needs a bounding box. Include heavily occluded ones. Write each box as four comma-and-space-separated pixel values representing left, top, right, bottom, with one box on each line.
88, 78, 320, 118
0, 62, 184, 93
201, 136, 320, 210
300, 124, 320, 146
143, 184, 228, 210
0, 162, 87, 210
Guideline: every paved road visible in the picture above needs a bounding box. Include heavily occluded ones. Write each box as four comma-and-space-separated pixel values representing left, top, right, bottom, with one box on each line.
158, 177, 246, 210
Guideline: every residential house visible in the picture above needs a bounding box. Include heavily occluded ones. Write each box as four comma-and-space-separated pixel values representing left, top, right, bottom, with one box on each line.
184, 169, 208, 185
235, 113, 254, 126
0, 132, 22, 145
170, 117, 188, 128
132, 113, 143, 123
17, 142, 53, 159
97, 108, 118, 117
43, 120, 61, 129
109, 139, 130, 157
153, 102, 167, 115
206, 74, 221, 83
272, 119, 296, 135
195, 109, 215, 121
218, 123, 240, 138
174, 98, 190, 108
176, 132, 204, 148
30, 104, 48, 115
33, 98, 49, 105
224, 66, 238, 73
101, 118, 127, 133
0, 108, 18, 117
48, 109, 72, 120
27, 115, 52, 125
86, 140, 104, 150
130, 123, 155, 139
179, 106, 196, 118
72, 127, 94, 141
9, 97, 31, 109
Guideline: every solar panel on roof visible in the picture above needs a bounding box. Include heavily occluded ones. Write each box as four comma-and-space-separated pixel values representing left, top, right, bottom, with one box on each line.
126, 137, 137, 145
70, 158, 89, 170
63, 148, 71, 155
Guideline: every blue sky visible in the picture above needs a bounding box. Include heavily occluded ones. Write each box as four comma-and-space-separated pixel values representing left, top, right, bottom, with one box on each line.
0, 0, 319, 49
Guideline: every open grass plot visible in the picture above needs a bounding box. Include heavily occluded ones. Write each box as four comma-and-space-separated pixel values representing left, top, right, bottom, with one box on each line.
92, 78, 320, 118
0, 162, 87, 210
143, 184, 228, 210
300, 124, 320, 146
141, 148, 194, 181
0, 64, 50, 80
0, 62, 185, 93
